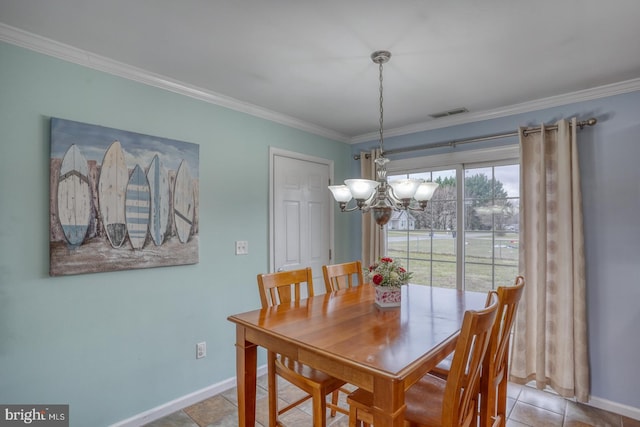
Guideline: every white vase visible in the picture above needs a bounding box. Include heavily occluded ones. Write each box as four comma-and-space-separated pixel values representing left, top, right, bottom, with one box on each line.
374, 285, 401, 307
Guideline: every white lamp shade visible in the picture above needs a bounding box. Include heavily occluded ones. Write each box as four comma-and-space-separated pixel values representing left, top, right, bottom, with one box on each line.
414, 181, 439, 201
328, 185, 353, 203
344, 179, 379, 200
389, 179, 422, 200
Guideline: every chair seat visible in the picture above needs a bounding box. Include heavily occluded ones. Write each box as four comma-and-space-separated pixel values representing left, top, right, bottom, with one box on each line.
347, 387, 374, 426
348, 374, 447, 427
404, 374, 447, 427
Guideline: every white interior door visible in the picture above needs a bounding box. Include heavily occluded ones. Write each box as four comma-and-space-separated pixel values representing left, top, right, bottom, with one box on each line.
270, 148, 333, 296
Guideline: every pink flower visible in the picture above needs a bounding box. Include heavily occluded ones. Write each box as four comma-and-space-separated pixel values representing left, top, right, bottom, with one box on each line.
381, 257, 393, 263
372, 274, 384, 285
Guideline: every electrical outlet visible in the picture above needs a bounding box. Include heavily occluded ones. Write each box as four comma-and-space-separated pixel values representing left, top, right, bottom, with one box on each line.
235, 240, 248, 255
196, 342, 206, 359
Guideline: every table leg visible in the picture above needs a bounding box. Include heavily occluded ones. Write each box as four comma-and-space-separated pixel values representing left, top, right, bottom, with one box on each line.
235, 326, 257, 427
371, 377, 406, 427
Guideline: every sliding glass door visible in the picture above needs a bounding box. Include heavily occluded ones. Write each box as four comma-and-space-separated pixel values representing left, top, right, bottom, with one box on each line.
386, 148, 519, 291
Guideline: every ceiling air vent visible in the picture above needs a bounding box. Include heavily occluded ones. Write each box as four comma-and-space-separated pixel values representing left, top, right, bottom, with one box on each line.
429, 107, 469, 119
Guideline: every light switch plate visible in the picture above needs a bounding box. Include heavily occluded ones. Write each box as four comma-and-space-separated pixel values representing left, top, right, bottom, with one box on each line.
235, 240, 248, 255
196, 342, 206, 359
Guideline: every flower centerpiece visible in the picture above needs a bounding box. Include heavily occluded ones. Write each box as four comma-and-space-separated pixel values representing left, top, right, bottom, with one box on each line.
367, 257, 411, 307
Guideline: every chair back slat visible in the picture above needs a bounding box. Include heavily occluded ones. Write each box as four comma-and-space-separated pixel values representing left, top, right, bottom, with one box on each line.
257, 268, 314, 308
322, 261, 364, 292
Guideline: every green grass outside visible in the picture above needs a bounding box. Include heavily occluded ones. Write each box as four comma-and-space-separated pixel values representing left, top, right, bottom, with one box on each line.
386, 230, 520, 292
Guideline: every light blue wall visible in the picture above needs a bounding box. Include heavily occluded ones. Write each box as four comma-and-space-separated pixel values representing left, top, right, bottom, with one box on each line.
352, 91, 640, 410
0, 42, 354, 426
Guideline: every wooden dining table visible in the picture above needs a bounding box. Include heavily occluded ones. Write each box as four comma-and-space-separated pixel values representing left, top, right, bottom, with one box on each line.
227, 283, 487, 427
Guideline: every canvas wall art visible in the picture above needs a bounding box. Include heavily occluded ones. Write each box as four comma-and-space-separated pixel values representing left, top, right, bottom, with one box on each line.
49, 118, 199, 276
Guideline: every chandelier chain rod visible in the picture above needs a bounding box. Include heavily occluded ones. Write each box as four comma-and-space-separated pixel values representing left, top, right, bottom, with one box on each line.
378, 60, 384, 156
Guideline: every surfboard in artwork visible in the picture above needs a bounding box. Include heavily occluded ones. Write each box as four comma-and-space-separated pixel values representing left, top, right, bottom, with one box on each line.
98, 140, 128, 248
57, 144, 91, 246
125, 164, 151, 250
173, 159, 194, 243
147, 154, 169, 246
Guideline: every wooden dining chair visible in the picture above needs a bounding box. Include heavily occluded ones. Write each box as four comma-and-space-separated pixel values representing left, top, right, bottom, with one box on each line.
347, 292, 499, 427
429, 276, 525, 427
322, 260, 364, 292
257, 267, 348, 426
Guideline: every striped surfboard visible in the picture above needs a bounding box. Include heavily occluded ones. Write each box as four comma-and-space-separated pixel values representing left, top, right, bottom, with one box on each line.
98, 141, 128, 248
147, 154, 169, 246
57, 144, 91, 246
173, 159, 194, 243
125, 164, 151, 249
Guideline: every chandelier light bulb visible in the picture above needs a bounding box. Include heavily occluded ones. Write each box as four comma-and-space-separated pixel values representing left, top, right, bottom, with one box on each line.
344, 179, 379, 200
328, 185, 353, 203
414, 181, 439, 201
389, 179, 422, 200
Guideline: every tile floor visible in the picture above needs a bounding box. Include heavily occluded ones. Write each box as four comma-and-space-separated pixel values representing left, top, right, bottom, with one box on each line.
144, 375, 640, 427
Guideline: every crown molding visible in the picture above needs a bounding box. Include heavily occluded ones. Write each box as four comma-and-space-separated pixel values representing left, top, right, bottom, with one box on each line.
350, 77, 640, 144
0, 23, 350, 143
3, 23, 639, 146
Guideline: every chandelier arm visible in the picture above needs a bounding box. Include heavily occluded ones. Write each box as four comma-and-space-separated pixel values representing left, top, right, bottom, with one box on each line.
360, 187, 381, 210
340, 203, 362, 213
407, 204, 428, 212
382, 197, 406, 211
386, 185, 408, 208
386, 185, 400, 203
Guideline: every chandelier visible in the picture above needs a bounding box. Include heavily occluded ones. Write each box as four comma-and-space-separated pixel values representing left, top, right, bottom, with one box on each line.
328, 50, 439, 227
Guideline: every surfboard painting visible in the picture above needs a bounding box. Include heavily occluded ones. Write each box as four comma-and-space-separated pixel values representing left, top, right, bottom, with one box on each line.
147, 155, 169, 246
125, 164, 151, 249
57, 144, 92, 246
174, 160, 194, 243
50, 118, 199, 276
98, 141, 128, 248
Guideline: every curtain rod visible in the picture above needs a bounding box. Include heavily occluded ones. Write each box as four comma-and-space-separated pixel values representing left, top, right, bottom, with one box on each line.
353, 117, 597, 160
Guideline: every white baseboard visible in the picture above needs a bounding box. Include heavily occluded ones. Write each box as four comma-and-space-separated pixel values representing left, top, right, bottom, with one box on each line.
587, 396, 640, 421
110, 364, 268, 427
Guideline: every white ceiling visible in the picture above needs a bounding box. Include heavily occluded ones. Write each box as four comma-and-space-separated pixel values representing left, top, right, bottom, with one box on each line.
2, 0, 640, 142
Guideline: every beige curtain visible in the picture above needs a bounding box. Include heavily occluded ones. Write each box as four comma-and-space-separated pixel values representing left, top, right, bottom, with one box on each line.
510, 118, 590, 402
361, 149, 385, 267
